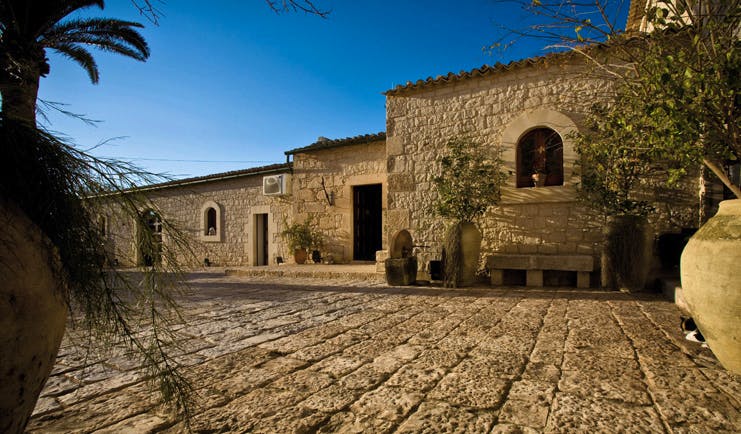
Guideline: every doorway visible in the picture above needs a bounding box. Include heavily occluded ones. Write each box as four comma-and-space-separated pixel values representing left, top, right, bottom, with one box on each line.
255, 213, 269, 266
353, 184, 382, 261
139, 209, 162, 266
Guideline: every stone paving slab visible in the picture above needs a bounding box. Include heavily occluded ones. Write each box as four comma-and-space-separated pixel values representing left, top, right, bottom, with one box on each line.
28, 272, 740, 433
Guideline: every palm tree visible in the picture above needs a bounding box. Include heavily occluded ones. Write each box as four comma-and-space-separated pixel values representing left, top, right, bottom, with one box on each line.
0, 2, 151, 432
0, 0, 150, 124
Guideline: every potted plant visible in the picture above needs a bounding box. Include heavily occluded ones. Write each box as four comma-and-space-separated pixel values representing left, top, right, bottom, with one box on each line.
281, 218, 323, 264
575, 104, 657, 292
433, 137, 507, 287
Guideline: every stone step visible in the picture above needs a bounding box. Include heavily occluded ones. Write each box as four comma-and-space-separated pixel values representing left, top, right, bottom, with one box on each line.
225, 265, 384, 282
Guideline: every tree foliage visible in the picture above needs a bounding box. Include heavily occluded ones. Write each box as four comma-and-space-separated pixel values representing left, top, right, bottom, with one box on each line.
610, 1, 740, 197
433, 137, 507, 222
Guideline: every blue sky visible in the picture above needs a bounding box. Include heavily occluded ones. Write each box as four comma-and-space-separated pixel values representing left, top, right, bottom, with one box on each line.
38, 0, 628, 180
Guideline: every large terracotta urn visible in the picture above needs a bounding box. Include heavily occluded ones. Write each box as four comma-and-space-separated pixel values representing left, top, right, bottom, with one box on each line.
0, 200, 67, 433
443, 221, 482, 287
680, 199, 741, 374
601, 215, 652, 291
459, 221, 482, 286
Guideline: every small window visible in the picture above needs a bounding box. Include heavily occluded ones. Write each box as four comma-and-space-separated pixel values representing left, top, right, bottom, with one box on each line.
200, 201, 222, 242
516, 128, 564, 188
97, 215, 107, 237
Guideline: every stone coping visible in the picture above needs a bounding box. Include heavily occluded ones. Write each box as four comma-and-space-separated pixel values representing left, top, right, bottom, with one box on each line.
486, 254, 594, 272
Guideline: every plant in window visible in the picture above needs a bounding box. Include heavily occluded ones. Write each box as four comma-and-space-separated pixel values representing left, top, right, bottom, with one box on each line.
433, 137, 507, 287
517, 128, 564, 188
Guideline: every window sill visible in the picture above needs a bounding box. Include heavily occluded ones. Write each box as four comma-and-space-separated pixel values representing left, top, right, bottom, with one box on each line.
499, 184, 577, 205
200, 234, 222, 243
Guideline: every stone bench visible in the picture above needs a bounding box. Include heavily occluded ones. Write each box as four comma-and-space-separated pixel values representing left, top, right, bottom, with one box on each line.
486, 254, 594, 288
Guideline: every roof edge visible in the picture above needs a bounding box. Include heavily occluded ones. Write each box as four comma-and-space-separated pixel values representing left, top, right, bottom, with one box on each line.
285, 132, 386, 155
384, 51, 578, 96
101, 162, 292, 196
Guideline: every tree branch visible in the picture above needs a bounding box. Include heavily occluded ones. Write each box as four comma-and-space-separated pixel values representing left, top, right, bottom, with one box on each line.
264, 0, 330, 18
704, 158, 741, 199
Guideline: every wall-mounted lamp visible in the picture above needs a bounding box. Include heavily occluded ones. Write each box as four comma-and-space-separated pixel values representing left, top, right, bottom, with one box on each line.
321, 177, 334, 206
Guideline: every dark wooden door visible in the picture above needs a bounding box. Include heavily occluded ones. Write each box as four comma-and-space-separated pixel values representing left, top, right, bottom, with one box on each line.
353, 184, 382, 261
256, 213, 268, 266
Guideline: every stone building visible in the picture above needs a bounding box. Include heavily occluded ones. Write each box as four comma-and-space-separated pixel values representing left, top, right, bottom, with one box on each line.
103, 164, 293, 267
104, 5, 705, 284
383, 57, 608, 283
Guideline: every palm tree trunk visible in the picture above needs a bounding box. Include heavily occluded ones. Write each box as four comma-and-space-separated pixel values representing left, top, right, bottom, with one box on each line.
0, 77, 40, 125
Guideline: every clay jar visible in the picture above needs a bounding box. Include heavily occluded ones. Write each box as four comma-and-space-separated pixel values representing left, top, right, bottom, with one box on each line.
680, 199, 741, 374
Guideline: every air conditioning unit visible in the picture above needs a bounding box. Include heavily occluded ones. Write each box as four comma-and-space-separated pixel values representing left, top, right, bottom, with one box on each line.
263, 174, 291, 196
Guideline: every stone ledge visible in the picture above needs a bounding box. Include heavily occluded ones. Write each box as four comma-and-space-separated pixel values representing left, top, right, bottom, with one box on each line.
225, 267, 384, 282
486, 254, 593, 272
486, 253, 594, 289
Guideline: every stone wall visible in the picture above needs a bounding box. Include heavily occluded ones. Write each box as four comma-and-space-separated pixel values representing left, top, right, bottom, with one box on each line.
103, 173, 292, 267
291, 140, 387, 263
386, 59, 701, 277
385, 60, 614, 272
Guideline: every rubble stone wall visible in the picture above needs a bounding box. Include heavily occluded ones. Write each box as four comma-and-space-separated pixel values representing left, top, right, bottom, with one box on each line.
385, 61, 610, 271
103, 174, 292, 267
291, 140, 387, 263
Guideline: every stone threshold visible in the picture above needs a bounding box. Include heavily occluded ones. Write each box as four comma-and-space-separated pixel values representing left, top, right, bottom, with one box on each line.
225, 263, 385, 281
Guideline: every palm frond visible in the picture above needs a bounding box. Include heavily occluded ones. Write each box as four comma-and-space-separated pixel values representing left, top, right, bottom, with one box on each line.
0, 0, 104, 39
50, 43, 99, 83
43, 18, 150, 62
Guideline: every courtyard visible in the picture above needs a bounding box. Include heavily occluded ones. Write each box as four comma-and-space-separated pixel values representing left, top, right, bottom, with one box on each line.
28, 271, 740, 433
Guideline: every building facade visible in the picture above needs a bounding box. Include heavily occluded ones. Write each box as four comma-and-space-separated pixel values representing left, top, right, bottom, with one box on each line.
105, 50, 700, 284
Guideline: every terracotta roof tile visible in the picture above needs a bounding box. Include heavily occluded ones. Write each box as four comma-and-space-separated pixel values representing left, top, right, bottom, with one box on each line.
134, 162, 291, 192
285, 132, 386, 155
384, 51, 576, 95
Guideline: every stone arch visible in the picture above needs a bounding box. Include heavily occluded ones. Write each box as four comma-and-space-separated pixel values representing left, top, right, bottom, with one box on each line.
501, 109, 579, 188
200, 200, 222, 242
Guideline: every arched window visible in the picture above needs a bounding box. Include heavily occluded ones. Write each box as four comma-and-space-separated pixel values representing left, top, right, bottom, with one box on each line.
200, 201, 222, 241
97, 215, 107, 237
516, 128, 564, 188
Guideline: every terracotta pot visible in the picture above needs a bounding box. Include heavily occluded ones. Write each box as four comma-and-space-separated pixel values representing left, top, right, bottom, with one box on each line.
601, 215, 652, 291
443, 221, 482, 287
680, 199, 741, 374
294, 249, 308, 264
0, 201, 67, 433
459, 222, 482, 286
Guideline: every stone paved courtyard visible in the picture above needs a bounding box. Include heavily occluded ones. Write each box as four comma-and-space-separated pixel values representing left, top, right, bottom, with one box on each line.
28, 272, 740, 433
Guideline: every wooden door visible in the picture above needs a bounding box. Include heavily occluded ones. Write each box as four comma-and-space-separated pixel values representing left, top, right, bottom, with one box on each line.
353, 184, 382, 261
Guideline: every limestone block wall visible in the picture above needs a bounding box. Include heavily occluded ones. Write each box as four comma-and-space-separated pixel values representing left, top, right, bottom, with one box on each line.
291, 140, 387, 263
103, 174, 292, 267
385, 61, 611, 269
